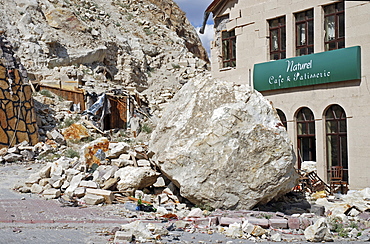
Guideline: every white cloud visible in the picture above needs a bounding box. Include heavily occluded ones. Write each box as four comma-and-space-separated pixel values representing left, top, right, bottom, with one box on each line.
196, 24, 214, 57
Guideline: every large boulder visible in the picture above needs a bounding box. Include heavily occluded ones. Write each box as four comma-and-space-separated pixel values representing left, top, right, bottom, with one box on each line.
149, 75, 298, 210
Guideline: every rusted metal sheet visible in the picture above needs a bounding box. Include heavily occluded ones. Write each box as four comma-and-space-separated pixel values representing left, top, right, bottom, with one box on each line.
39, 85, 86, 111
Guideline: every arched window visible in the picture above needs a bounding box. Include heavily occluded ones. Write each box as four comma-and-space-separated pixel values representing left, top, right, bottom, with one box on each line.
325, 105, 348, 182
296, 107, 316, 169
276, 109, 287, 129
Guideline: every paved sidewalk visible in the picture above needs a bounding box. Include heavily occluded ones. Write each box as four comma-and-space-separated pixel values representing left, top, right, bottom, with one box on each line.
0, 163, 130, 243
0, 198, 129, 224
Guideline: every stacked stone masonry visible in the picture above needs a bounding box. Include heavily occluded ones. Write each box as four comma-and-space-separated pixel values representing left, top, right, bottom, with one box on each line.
0, 35, 38, 148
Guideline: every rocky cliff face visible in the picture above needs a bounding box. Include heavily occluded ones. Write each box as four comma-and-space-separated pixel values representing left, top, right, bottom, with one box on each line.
0, 0, 208, 101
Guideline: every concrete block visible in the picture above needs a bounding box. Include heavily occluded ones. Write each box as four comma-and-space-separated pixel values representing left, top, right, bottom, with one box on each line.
242, 221, 255, 235
7, 147, 19, 154
102, 166, 118, 181
219, 217, 243, 226
21, 149, 35, 161
311, 204, 325, 216
83, 193, 105, 205
269, 218, 288, 229
288, 217, 300, 229
42, 189, 61, 199
86, 188, 114, 204
247, 218, 270, 228
193, 217, 215, 226
114, 231, 133, 242
108, 142, 130, 159
79, 180, 98, 188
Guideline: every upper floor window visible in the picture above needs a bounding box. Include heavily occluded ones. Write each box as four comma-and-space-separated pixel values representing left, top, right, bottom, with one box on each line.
269, 16, 286, 60
222, 30, 236, 68
296, 9, 314, 56
324, 2, 345, 51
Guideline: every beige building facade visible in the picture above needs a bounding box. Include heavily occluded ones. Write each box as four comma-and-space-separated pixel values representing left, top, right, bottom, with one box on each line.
204, 0, 370, 190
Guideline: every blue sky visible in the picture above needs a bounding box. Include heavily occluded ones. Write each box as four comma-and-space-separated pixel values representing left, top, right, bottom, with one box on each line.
173, 0, 214, 55
173, 0, 214, 26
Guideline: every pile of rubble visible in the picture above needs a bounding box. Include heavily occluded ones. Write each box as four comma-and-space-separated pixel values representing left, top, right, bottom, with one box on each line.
111, 191, 370, 243
108, 197, 370, 243
13, 136, 179, 207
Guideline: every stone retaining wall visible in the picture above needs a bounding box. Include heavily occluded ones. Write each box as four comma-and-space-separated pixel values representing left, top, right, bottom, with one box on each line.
0, 35, 38, 148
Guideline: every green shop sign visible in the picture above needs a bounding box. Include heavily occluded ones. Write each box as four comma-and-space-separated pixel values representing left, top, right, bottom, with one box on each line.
253, 46, 361, 91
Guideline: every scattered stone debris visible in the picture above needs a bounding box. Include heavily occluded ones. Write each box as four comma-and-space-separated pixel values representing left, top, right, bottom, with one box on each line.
6, 115, 370, 243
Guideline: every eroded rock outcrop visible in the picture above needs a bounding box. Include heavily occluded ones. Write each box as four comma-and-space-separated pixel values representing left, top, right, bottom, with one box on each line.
150, 74, 299, 209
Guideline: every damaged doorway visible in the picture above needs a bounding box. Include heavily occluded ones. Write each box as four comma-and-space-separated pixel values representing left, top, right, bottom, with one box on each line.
103, 95, 129, 131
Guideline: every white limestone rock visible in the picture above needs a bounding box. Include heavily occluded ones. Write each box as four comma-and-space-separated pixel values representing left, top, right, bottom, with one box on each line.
79, 180, 98, 189
39, 164, 52, 178
137, 159, 151, 167
304, 218, 334, 242
115, 166, 160, 192
65, 173, 83, 196
82, 193, 105, 205
46, 129, 66, 145
120, 221, 154, 241
149, 75, 298, 210
107, 142, 130, 159
25, 173, 41, 186
42, 188, 61, 199
31, 183, 43, 194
